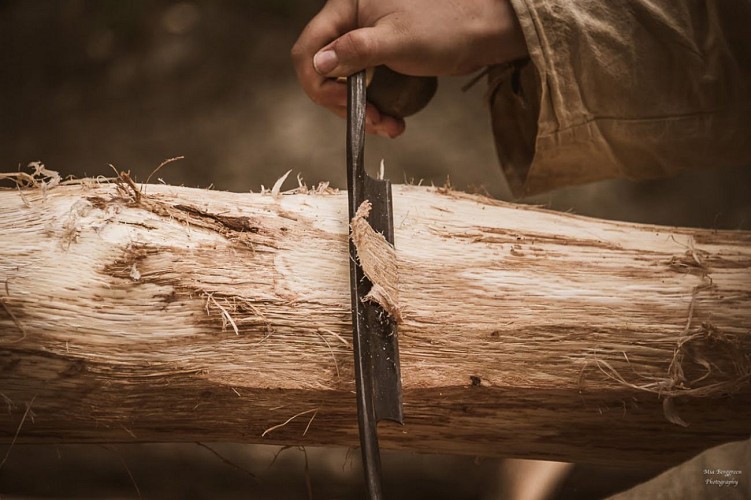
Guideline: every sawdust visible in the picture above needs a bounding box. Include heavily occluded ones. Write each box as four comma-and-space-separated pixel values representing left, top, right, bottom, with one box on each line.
350, 200, 402, 322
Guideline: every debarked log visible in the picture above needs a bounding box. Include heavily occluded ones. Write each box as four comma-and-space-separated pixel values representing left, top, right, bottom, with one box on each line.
1, 176, 750, 466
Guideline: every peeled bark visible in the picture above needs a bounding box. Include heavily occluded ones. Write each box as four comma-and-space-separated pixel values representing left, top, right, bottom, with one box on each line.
1, 175, 750, 466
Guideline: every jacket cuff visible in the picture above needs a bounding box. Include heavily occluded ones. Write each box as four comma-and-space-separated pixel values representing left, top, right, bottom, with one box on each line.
493, 0, 751, 197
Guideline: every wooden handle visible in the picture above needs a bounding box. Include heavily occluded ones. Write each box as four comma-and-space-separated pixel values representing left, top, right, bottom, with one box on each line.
366, 66, 437, 118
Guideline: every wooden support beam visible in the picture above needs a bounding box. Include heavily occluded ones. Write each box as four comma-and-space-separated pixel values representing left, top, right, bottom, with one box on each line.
1, 175, 749, 465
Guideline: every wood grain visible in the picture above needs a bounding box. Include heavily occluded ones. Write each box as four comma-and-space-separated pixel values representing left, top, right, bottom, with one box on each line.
1, 179, 749, 465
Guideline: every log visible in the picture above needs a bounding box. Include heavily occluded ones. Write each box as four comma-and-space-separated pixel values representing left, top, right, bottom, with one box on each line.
1, 172, 750, 466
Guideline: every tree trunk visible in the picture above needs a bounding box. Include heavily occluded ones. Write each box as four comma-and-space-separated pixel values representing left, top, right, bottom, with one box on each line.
1, 177, 750, 466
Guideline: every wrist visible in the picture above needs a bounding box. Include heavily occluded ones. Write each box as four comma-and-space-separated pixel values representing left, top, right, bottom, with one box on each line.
471, 0, 528, 67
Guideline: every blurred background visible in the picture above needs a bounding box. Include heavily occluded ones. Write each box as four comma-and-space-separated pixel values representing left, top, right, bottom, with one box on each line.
0, 0, 748, 498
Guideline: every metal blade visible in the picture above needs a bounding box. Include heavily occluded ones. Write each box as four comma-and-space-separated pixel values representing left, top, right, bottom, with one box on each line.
347, 69, 404, 500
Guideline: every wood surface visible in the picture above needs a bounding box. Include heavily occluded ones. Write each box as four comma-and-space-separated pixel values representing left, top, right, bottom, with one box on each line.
1, 175, 749, 465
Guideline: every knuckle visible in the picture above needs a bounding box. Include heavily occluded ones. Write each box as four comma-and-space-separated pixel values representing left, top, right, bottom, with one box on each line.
340, 30, 374, 64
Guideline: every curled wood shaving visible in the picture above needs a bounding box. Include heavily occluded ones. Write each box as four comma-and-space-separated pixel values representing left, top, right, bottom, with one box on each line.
350, 200, 402, 322
1, 162, 61, 195
0, 395, 36, 471
271, 170, 292, 198
261, 408, 318, 437
205, 293, 240, 335
583, 280, 751, 426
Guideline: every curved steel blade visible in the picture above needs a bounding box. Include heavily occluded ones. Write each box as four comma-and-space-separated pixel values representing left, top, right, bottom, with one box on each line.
347, 68, 403, 500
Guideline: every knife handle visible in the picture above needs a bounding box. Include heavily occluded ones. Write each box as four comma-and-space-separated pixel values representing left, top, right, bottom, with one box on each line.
366, 66, 437, 119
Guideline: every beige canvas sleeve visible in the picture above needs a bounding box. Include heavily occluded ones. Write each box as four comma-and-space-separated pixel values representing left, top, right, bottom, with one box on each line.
489, 0, 751, 196
609, 438, 750, 499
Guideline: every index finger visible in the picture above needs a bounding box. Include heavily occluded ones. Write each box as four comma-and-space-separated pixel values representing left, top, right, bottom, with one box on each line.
291, 0, 355, 108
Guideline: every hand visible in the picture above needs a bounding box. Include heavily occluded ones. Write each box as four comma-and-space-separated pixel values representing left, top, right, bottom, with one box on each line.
291, 0, 527, 138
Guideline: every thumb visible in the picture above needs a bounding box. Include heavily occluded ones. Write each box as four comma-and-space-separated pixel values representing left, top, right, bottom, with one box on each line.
313, 26, 395, 77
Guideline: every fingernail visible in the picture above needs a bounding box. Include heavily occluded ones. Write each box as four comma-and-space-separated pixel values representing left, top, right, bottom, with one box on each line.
376, 128, 392, 139
313, 49, 338, 75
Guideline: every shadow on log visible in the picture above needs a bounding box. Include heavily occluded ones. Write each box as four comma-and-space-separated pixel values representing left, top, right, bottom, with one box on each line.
1, 169, 750, 466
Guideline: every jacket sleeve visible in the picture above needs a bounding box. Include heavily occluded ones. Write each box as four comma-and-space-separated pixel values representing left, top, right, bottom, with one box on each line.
490, 0, 751, 197
610, 438, 750, 499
